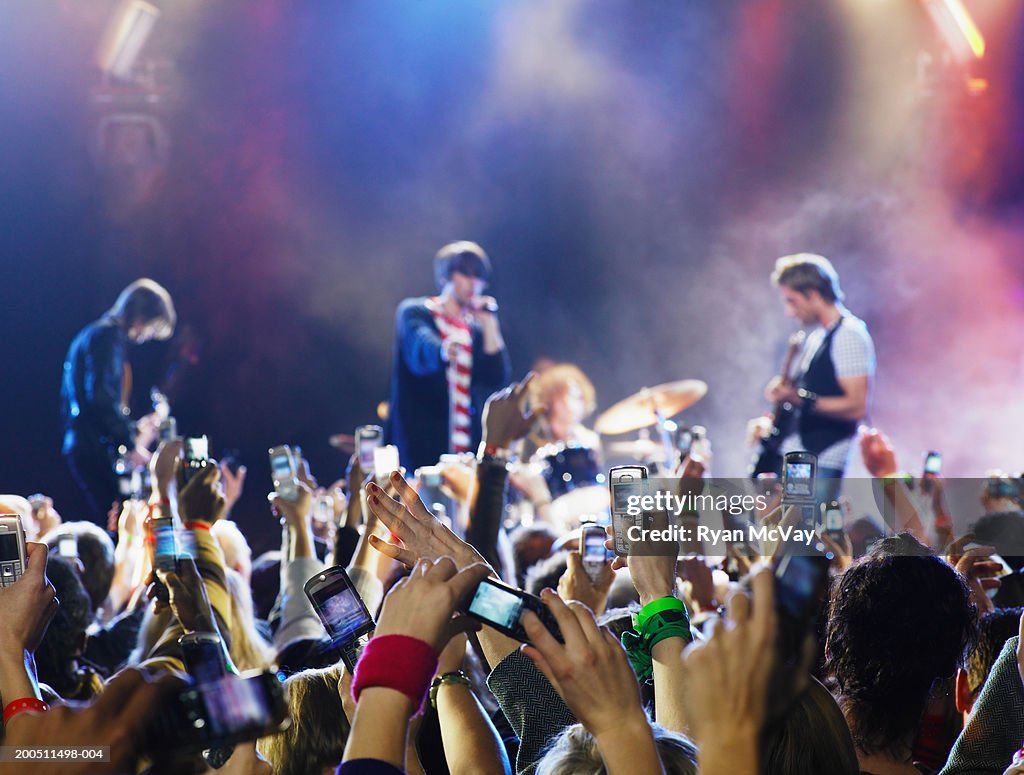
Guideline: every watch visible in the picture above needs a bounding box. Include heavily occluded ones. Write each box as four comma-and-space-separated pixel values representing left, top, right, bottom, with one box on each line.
796, 388, 818, 413
429, 670, 472, 708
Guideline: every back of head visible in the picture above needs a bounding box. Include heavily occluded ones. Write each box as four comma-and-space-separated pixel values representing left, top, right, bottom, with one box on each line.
45, 521, 115, 613
433, 240, 491, 292
257, 666, 349, 775
771, 253, 844, 303
765, 677, 859, 775
35, 556, 94, 699
964, 607, 1024, 699
109, 278, 176, 338
525, 551, 569, 597
537, 722, 696, 775
971, 510, 1024, 572
826, 533, 976, 757
225, 567, 275, 672
212, 520, 253, 583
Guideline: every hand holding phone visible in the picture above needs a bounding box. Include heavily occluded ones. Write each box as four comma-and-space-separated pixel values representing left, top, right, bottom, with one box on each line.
822, 499, 845, 544
609, 465, 648, 558
269, 445, 299, 502
579, 523, 610, 583
466, 577, 563, 644
356, 425, 383, 472
304, 566, 375, 671
182, 436, 210, 485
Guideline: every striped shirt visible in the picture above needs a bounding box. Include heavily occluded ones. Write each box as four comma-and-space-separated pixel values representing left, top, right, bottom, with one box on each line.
428, 299, 474, 454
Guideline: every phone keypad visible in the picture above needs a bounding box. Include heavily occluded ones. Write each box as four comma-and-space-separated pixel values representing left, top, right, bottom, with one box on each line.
1, 561, 23, 587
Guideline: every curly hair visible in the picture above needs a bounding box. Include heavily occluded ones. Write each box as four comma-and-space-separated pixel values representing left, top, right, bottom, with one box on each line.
825, 533, 977, 758
34, 557, 96, 700
528, 363, 597, 418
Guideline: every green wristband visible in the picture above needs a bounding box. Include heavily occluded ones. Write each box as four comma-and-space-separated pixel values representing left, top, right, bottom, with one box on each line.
634, 596, 685, 631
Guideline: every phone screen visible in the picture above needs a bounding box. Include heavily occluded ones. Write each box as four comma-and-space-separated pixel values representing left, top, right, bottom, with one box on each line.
357, 427, 382, 471
0, 532, 18, 560
468, 581, 525, 630
784, 463, 814, 497
154, 524, 177, 571
270, 453, 294, 482
373, 445, 400, 480
185, 437, 209, 462
310, 576, 373, 643
582, 529, 607, 563
825, 508, 843, 532
611, 479, 644, 514
59, 535, 78, 559
925, 452, 942, 475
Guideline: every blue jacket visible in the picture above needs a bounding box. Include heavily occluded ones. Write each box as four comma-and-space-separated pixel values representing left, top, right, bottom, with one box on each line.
385, 298, 510, 473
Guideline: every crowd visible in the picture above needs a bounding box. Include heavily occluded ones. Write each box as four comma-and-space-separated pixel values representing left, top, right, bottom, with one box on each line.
4, 375, 1024, 774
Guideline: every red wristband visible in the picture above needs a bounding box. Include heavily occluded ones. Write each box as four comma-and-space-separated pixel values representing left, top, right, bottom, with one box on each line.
184, 521, 211, 532
351, 635, 438, 716
3, 698, 49, 725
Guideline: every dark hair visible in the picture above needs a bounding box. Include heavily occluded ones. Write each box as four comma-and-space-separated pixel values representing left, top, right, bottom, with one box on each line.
771, 253, 844, 303
524, 551, 569, 597
825, 533, 976, 758
34, 557, 95, 699
765, 677, 860, 775
109, 278, 176, 338
433, 241, 491, 291
964, 607, 1023, 696
45, 522, 114, 613
971, 510, 1024, 572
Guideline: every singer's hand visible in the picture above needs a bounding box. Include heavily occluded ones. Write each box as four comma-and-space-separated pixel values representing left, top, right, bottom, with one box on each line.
470, 296, 498, 318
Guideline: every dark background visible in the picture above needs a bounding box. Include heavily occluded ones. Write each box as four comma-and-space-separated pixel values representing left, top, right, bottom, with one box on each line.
3, 0, 1023, 552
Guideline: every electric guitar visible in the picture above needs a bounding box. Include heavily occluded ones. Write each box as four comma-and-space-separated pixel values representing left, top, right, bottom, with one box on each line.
750, 331, 805, 476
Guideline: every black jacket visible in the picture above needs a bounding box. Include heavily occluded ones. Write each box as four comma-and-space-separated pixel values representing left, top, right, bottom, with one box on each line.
61, 316, 133, 460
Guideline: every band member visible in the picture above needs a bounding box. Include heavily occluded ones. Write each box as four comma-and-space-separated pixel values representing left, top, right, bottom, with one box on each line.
385, 241, 511, 472
61, 279, 176, 522
751, 254, 875, 496
519, 363, 601, 461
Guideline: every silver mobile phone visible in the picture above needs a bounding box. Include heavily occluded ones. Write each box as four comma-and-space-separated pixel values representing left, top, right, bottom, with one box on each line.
608, 465, 648, 557
0, 515, 28, 587
269, 445, 299, 502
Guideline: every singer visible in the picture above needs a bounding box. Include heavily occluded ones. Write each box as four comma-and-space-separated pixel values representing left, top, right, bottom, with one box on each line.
385, 240, 512, 472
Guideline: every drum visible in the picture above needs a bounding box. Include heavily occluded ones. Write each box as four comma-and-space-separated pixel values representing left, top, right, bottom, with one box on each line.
537, 443, 602, 500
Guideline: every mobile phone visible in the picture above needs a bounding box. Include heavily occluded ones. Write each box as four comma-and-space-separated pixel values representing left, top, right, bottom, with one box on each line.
822, 500, 845, 544
773, 543, 831, 662
923, 450, 942, 478
373, 445, 400, 482
58, 533, 79, 560
0, 515, 28, 588
466, 577, 563, 644
608, 465, 648, 557
153, 517, 179, 573
180, 632, 230, 684
356, 425, 383, 471
182, 436, 210, 484
304, 566, 375, 671
782, 451, 817, 505
269, 445, 299, 502
147, 671, 290, 757
159, 417, 178, 442
580, 523, 609, 583
313, 495, 334, 524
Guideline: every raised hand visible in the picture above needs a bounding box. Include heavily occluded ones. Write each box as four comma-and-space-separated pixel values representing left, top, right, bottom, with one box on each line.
482, 373, 543, 451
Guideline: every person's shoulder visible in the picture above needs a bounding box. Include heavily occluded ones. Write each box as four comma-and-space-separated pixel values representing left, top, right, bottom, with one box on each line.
838, 314, 873, 343
396, 297, 430, 316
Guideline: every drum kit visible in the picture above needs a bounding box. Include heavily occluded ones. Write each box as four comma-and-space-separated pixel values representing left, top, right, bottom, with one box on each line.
525, 379, 709, 530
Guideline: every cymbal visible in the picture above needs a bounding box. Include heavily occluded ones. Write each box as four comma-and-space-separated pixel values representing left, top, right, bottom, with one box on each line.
605, 438, 666, 460
595, 379, 708, 435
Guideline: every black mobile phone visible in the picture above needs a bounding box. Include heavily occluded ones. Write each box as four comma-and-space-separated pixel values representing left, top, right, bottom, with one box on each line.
609, 465, 648, 558
356, 425, 383, 472
465, 577, 563, 644
822, 500, 845, 544
782, 451, 817, 505
773, 543, 831, 662
182, 436, 210, 484
923, 450, 942, 478
580, 523, 609, 583
304, 566, 375, 671
147, 671, 290, 757
180, 632, 230, 684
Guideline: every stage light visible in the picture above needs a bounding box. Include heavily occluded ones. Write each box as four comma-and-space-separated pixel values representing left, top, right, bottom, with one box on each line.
96, 0, 161, 81
921, 0, 985, 63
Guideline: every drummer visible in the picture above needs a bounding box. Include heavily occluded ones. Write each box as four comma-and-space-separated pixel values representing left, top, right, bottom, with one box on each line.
508, 363, 603, 519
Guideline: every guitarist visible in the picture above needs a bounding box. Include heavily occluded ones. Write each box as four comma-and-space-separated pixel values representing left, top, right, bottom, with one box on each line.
749, 254, 875, 499
61, 279, 176, 523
